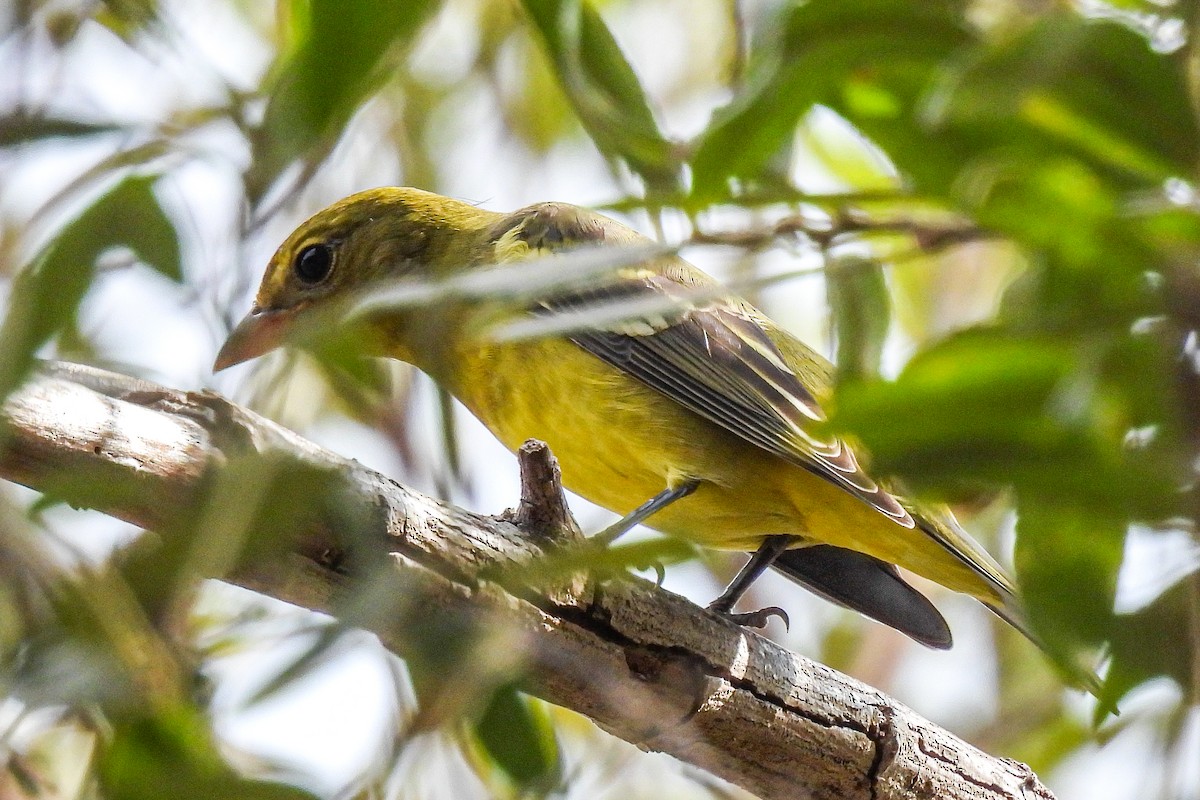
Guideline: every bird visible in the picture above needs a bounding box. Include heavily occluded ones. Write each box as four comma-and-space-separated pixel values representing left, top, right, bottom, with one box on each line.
214, 186, 1030, 651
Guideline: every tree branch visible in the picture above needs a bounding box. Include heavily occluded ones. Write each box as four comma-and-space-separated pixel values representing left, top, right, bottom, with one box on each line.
0, 362, 1054, 800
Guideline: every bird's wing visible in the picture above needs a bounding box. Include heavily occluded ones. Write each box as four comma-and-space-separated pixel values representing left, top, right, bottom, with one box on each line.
491, 202, 915, 529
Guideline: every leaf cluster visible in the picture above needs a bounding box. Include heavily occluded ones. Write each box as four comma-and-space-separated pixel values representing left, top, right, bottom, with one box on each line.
1, 0, 1198, 797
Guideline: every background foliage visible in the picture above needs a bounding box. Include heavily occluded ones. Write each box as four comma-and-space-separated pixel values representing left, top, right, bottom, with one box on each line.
0, 0, 1198, 798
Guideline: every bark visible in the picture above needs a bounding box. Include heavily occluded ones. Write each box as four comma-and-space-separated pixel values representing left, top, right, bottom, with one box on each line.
0, 361, 1054, 800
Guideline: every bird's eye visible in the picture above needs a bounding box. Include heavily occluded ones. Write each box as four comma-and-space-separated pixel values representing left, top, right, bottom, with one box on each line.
294, 243, 333, 284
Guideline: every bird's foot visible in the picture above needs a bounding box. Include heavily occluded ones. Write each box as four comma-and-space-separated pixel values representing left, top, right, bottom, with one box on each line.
707, 602, 790, 630
726, 607, 790, 629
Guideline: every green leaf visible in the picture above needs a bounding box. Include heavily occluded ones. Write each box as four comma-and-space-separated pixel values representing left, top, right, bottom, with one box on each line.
933, 14, 1197, 184
243, 623, 349, 707
1103, 573, 1199, 717
489, 535, 696, 588
0, 174, 180, 399
500, 35, 578, 153
520, 0, 680, 191
472, 685, 559, 789
697, 6, 1196, 207
249, 0, 439, 199
830, 327, 1179, 517
831, 330, 1093, 495
109, 450, 390, 634
983, 159, 1116, 254
828, 255, 890, 382
97, 0, 159, 38
982, 161, 1162, 330
842, 13, 1197, 202
308, 330, 395, 420
0, 113, 121, 147
1002, 712, 1092, 777
690, 0, 972, 199
792, 106, 901, 191
101, 707, 319, 800
1013, 499, 1123, 653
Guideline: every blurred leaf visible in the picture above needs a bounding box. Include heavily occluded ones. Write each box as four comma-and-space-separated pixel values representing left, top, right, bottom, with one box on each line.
435, 383, 468, 496
981, 160, 1120, 272
10, 626, 138, 711
1099, 573, 1200, 714
101, 707, 319, 800
249, 0, 439, 199
471, 685, 560, 790
832, 330, 1102, 496
833, 324, 1183, 519
402, 608, 534, 739
1003, 712, 1092, 777
44, 9, 84, 47
0, 174, 180, 400
490, 535, 696, 588
1014, 499, 1123, 653
978, 160, 1170, 336
520, 0, 680, 191
308, 331, 395, 421
118, 452, 389, 622
933, 14, 1197, 185
353, 242, 671, 313
3, 720, 97, 799
1103, 572, 1200, 717
0, 113, 121, 147
96, 0, 159, 38
502, 34, 578, 152
5, 558, 193, 735
243, 623, 348, 707
696, 4, 1197, 208
828, 255, 889, 381
793, 106, 900, 191
691, 0, 971, 199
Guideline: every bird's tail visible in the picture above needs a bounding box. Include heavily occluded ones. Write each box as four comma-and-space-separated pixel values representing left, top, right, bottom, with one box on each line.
772, 539, 1105, 696
770, 544, 953, 650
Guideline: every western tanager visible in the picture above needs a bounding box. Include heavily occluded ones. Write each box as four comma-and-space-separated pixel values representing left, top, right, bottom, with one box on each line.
215, 187, 1029, 650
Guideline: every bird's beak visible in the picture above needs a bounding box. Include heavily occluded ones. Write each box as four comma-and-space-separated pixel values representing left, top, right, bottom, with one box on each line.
213, 307, 294, 372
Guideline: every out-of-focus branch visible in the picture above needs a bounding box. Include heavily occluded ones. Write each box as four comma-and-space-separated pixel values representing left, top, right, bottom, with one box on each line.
0, 361, 1054, 800
692, 207, 988, 252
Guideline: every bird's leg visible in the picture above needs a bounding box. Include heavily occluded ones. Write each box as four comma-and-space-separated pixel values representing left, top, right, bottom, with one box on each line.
707, 535, 797, 628
591, 479, 701, 546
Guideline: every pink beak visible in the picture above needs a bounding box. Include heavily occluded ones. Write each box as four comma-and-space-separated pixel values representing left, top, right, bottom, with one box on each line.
213, 307, 295, 371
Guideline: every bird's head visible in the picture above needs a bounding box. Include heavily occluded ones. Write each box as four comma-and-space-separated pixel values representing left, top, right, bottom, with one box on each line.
214, 187, 498, 371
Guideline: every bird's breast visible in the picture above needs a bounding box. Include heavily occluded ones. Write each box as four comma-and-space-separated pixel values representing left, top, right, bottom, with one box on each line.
441, 336, 801, 547
428, 335, 1004, 603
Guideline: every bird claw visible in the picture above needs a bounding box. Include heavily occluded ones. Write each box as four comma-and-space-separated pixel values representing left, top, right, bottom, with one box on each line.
623, 557, 668, 586
717, 606, 790, 631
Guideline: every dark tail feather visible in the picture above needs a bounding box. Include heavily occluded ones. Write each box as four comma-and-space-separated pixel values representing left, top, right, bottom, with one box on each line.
770, 545, 953, 650
772, 546, 1105, 695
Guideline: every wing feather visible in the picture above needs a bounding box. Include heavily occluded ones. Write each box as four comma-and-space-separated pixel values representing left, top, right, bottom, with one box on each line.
538, 278, 915, 528
492, 202, 914, 527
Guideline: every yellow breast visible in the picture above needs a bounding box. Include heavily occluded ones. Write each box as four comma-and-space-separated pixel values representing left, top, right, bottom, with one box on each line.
433, 335, 998, 603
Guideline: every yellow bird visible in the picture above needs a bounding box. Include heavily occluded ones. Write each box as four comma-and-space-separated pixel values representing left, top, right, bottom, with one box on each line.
215, 187, 1028, 650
